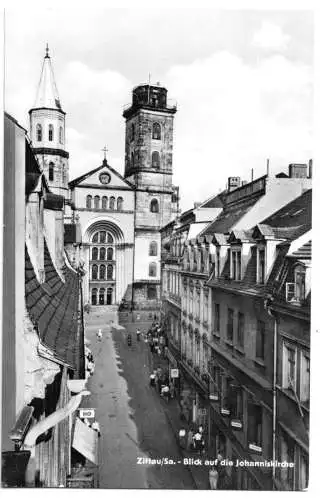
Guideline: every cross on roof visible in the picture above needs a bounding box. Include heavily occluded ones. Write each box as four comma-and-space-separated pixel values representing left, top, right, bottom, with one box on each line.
45, 43, 49, 58
101, 146, 108, 160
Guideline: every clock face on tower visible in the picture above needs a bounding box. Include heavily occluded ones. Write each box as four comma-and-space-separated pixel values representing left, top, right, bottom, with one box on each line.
99, 172, 111, 185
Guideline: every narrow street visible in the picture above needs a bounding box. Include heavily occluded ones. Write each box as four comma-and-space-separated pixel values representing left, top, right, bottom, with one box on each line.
84, 307, 196, 489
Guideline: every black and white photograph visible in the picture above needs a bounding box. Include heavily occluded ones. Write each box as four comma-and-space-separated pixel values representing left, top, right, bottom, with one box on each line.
1, 3, 315, 492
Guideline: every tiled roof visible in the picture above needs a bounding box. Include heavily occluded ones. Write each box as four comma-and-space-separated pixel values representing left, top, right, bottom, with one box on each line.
25, 242, 80, 369
202, 194, 262, 236
200, 190, 227, 208
288, 240, 311, 260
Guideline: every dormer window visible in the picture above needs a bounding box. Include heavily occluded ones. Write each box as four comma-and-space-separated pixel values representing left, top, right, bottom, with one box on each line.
286, 264, 306, 303
231, 249, 241, 280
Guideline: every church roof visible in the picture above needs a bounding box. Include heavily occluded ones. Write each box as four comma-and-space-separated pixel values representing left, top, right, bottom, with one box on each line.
69, 159, 134, 189
31, 45, 63, 112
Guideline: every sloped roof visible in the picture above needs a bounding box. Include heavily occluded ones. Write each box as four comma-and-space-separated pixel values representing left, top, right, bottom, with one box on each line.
200, 190, 227, 208
202, 194, 262, 235
68, 159, 134, 189
25, 241, 80, 369
31, 48, 62, 111
288, 240, 311, 260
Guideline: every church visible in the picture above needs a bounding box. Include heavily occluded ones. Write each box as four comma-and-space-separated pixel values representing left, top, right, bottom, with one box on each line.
29, 47, 180, 312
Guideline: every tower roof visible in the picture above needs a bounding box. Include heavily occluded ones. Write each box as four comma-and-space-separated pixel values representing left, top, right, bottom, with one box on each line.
32, 45, 63, 111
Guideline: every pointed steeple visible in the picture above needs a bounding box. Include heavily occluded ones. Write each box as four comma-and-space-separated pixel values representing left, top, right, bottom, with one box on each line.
33, 44, 62, 111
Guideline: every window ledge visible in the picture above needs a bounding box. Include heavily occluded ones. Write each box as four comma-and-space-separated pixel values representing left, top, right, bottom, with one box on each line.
234, 346, 245, 356
225, 339, 234, 348
254, 358, 265, 368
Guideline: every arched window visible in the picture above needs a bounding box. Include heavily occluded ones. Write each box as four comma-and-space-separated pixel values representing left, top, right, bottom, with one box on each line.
91, 288, 98, 305
150, 199, 159, 213
92, 247, 98, 260
152, 122, 161, 140
99, 288, 105, 305
151, 151, 160, 169
100, 231, 106, 243
59, 126, 63, 144
131, 152, 134, 168
86, 195, 92, 209
117, 197, 123, 211
92, 232, 99, 243
99, 247, 106, 260
94, 196, 100, 209
131, 123, 135, 142
92, 264, 98, 280
149, 262, 157, 277
36, 124, 42, 142
102, 196, 108, 210
107, 233, 114, 244
49, 162, 54, 181
99, 264, 106, 280
149, 241, 158, 256
48, 124, 54, 141
106, 287, 113, 305
109, 197, 115, 210
107, 247, 113, 261
107, 264, 113, 280
147, 285, 157, 300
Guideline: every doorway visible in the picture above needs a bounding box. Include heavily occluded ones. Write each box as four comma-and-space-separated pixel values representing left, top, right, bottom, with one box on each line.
106, 287, 113, 305
99, 288, 105, 305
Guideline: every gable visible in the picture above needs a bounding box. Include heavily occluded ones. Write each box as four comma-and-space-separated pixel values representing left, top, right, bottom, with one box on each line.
69, 161, 134, 191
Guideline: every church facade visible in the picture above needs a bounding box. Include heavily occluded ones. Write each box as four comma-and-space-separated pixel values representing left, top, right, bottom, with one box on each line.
29, 48, 179, 311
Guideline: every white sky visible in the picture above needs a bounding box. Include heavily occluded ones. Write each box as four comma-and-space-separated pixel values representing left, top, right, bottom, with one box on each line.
4, 7, 314, 211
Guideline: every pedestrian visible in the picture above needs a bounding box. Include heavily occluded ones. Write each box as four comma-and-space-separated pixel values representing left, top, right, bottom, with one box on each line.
161, 385, 170, 402
187, 429, 193, 450
209, 466, 219, 490
97, 329, 102, 341
194, 430, 202, 452
149, 373, 156, 387
91, 420, 101, 437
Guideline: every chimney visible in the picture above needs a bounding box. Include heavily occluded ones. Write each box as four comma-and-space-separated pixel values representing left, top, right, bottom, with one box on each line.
227, 176, 241, 192
288, 163, 308, 179
308, 159, 313, 179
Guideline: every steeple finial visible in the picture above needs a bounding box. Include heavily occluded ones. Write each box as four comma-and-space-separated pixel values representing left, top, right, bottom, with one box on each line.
45, 43, 49, 58
101, 146, 108, 165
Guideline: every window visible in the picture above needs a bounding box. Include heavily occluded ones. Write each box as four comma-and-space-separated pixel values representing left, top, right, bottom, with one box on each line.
231, 250, 241, 280
300, 352, 310, 404
94, 195, 100, 209
150, 199, 159, 213
117, 197, 123, 211
86, 195, 92, 209
214, 303, 220, 333
107, 264, 113, 280
92, 264, 98, 280
48, 162, 54, 181
106, 287, 113, 305
149, 262, 157, 277
282, 343, 297, 391
48, 124, 54, 141
247, 403, 262, 451
148, 285, 157, 300
107, 247, 113, 261
195, 292, 200, 318
216, 248, 220, 277
109, 196, 115, 210
92, 232, 98, 243
99, 288, 105, 305
152, 122, 161, 140
278, 433, 295, 488
131, 123, 135, 142
59, 126, 63, 144
256, 320, 265, 360
149, 241, 158, 256
100, 231, 106, 243
295, 265, 306, 301
99, 247, 106, 260
91, 288, 97, 305
131, 152, 134, 168
107, 233, 113, 243
36, 124, 42, 142
99, 264, 106, 280
92, 247, 98, 260
102, 196, 108, 210
227, 308, 234, 343
237, 312, 244, 349
229, 385, 243, 420
151, 151, 160, 168
258, 248, 265, 284
204, 294, 208, 322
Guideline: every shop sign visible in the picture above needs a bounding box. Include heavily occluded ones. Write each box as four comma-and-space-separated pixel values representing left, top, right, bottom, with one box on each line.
209, 393, 219, 401
249, 443, 262, 453
230, 419, 243, 429
198, 408, 207, 416
220, 408, 230, 416
170, 368, 179, 378
79, 408, 95, 419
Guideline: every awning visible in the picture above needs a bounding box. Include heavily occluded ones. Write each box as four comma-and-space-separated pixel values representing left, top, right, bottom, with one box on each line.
72, 418, 99, 465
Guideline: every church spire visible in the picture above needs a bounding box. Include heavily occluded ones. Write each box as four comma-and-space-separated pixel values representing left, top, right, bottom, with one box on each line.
32, 44, 62, 111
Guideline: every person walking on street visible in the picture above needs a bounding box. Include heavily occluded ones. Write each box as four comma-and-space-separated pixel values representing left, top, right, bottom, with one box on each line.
209, 466, 219, 490
97, 329, 102, 341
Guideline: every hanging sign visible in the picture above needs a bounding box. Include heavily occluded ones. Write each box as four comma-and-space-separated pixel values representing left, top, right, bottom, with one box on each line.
170, 368, 179, 378
79, 408, 95, 419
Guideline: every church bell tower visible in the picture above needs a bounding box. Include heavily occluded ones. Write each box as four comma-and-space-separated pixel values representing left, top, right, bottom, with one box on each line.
29, 45, 69, 198
123, 83, 179, 310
